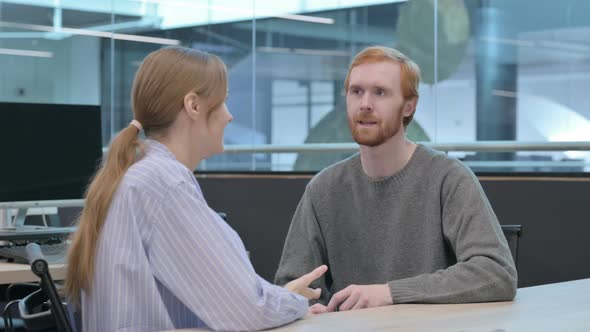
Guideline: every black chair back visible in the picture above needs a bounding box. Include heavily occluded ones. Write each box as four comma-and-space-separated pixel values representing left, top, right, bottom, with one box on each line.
501, 224, 523, 269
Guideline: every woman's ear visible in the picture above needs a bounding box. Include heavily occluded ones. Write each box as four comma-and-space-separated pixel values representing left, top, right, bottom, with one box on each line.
183, 92, 202, 120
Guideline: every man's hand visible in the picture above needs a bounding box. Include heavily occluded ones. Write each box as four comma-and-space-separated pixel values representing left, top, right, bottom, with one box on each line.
284, 265, 328, 300
326, 284, 393, 312
307, 303, 328, 316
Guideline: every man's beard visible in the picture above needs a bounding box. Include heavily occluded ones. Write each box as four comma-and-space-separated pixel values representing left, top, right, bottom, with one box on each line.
348, 110, 404, 147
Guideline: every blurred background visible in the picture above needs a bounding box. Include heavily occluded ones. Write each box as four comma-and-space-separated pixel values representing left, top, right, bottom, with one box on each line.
1, 0, 589, 173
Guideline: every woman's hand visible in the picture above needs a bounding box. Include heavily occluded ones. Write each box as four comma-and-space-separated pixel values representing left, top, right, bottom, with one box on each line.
307, 303, 328, 316
284, 265, 328, 300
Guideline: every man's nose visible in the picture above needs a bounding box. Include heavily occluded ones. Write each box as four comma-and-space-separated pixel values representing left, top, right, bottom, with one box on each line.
360, 93, 373, 112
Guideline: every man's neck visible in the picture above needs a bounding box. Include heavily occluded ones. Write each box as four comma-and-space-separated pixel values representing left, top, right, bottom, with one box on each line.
359, 134, 417, 179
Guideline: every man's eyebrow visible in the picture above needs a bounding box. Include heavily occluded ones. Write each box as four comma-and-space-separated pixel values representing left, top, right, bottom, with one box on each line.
373, 85, 392, 92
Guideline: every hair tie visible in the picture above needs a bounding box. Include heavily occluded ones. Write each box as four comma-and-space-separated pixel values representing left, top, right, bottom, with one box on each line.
130, 119, 143, 132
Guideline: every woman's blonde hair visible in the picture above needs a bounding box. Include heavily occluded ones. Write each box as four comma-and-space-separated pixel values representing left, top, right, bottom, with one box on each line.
65, 47, 227, 304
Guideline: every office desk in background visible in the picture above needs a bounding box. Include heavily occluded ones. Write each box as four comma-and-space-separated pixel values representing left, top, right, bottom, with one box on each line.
169, 278, 590, 332
0, 261, 66, 284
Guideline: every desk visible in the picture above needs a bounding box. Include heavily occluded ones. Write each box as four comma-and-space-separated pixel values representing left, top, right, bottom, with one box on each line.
0, 261, 66, 284
170, 278, 590, 332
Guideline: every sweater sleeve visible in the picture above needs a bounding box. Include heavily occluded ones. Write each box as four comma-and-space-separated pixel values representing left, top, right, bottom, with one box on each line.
388, 163, 517, 304
275, 185, 332, 305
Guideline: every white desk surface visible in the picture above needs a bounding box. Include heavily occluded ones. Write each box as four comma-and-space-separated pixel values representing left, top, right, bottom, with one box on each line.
169, 278, 590, 332
0, 261, 66, 284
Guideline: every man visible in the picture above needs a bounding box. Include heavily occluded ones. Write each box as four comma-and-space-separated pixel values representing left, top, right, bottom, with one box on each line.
275, 46, 517, 314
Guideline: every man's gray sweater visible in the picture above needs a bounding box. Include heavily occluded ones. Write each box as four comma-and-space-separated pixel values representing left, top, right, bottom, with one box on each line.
275, 145, 517, 304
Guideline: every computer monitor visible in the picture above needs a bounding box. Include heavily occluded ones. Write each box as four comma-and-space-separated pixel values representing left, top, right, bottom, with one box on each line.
0, 102, 103, 203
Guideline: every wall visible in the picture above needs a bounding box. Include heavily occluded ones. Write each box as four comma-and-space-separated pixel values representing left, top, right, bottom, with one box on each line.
197, 175, 590, 287
0, 36, 100, 105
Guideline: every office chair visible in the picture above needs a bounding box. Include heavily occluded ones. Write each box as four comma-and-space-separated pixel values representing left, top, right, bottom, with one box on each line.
217, 212, 227, 221
1, 283, 38, 332
500, 224, 523, 269
3, 243, 74, 332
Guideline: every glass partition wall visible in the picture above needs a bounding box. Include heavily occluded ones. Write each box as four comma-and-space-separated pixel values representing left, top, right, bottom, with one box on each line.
2, 0, 589, 173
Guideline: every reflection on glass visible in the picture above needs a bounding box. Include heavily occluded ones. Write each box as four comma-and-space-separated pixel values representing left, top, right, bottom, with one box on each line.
1, 0, 588, 172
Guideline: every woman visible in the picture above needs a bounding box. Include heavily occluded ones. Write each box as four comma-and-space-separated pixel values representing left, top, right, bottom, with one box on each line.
65, 46, 327, 332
